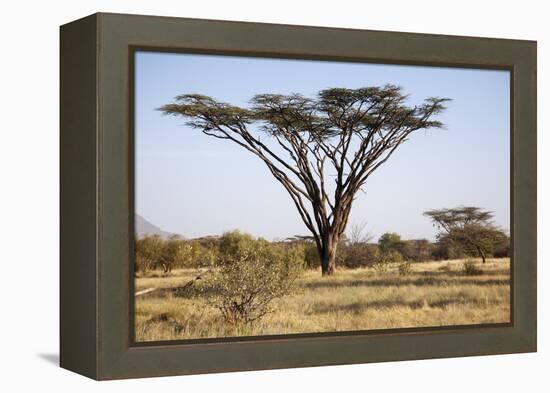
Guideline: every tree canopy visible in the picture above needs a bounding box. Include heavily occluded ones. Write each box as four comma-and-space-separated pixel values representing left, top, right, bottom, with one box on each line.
160, 85, 449, 275
424, 206, 508, 263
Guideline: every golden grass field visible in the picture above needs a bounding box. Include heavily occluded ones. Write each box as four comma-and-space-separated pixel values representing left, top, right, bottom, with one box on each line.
135, 258, 510, 342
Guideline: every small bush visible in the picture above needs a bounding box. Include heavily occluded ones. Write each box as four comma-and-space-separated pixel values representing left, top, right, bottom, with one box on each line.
341, 243, 380, 268
157, 238, 182, 272
303, 243, 320, 268
378, 232, 404, 254
372, 251, 404, 274
372, 260, 388, 273
135, 235, 164, 272
389, 250, 404, 263
372, 253, 389, 273
398, 261, 413, 276
463, 259, 483, 276
207, 231, 302, 324
401, 239, 434, 262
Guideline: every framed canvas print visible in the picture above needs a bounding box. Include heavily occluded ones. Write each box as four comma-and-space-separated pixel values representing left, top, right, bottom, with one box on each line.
60, 13, 537, 380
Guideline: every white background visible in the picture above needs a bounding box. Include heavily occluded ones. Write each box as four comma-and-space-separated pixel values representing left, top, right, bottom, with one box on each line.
0, 0, 546, 391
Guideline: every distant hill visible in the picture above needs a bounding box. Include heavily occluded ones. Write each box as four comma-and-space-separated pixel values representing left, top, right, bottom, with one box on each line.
135, 214, 183, 240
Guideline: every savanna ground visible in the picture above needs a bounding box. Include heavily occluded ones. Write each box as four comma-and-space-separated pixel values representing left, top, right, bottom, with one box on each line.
135, 258, 510, 342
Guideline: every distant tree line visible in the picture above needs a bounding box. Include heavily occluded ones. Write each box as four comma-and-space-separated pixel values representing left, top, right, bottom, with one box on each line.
288, 230, 509, 270
135, 235, 220, 273
135, 222, 509, 274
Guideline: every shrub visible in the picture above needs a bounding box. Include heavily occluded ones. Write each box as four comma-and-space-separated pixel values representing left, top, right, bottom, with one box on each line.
401, 239, 434, 262
278, 237, 319, 269
157, 239, 185, 273
372, 251, 403, 273
341, 243, 380, 268
462, 259, 483, 276
207, 231, 302, 324
135, 235, 164, 272
199, 243, 219, 267
279, 240, 315, 269
372, 259, 388, 273
388, 250, 404, 263
136, 235, 228, 272
372, 252, 389, 273
180, 240, 209, 268
217, 230, 256, 257
378, 232, 403, 254
398, 261, 413, 276
157, 239, 179, 273
156, 238, 211, 271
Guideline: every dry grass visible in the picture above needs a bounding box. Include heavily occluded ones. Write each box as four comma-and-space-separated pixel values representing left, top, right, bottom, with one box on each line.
135, 258, 510, 342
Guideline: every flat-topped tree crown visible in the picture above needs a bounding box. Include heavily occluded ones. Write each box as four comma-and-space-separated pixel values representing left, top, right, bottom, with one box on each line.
424, 206, 494, 232
160, 85, 450, 275
424, 206, 508, 264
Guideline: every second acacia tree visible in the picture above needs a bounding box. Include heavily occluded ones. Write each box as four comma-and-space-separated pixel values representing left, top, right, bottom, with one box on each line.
160, 86, 449, 275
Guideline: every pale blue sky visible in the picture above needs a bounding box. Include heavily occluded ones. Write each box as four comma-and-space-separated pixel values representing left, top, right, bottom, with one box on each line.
135, 51, 510, 241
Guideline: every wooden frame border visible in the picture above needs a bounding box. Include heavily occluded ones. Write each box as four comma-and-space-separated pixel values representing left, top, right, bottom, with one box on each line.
60, 12, 536, 380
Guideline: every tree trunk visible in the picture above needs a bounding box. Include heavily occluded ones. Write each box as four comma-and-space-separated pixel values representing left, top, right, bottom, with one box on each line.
475, 246, 486, 264
319, 236, 338, 276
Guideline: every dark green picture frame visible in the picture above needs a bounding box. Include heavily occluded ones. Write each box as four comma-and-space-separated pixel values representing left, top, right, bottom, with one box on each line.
60, 12, 536, 380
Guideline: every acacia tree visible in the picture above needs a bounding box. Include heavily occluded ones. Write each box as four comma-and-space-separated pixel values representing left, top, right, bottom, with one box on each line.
424, 206, 508, 263
160, 86, 449, 275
